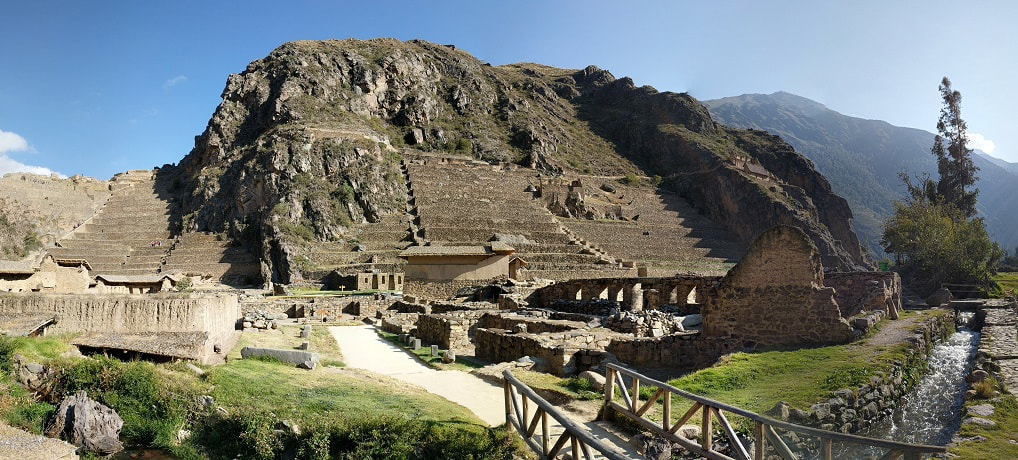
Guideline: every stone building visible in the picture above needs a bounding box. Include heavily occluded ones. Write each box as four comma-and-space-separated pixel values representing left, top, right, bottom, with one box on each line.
0, 255, 91, 293
399, 243, 519, 299
355, 270, 404, 291
93, 273, 183, 294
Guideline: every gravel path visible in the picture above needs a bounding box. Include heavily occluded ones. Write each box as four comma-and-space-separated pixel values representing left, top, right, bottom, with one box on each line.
0, 422, 78, 460
328, 325, 505, 426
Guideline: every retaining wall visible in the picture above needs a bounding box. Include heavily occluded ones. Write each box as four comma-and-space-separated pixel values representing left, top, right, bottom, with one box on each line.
0, 293, 239, 362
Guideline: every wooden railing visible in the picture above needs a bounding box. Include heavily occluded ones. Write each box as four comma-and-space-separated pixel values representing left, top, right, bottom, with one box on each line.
503, 369, 628, 460
603, 363, 948, 460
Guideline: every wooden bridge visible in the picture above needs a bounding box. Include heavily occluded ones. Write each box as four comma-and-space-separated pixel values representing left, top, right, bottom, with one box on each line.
503, 363, 948, 460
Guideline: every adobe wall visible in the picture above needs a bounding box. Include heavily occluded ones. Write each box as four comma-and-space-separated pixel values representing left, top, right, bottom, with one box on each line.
403, 254, 512, 281
0, 293, 239, 362
702, 226, 854, 347
825, 271, 901, 319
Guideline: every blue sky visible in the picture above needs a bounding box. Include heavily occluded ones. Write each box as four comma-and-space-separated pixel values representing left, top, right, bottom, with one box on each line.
2, 1, 1016, 179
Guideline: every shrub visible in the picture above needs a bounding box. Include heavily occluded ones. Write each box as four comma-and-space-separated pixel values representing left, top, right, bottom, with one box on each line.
621, 173, 641, 186
972, 378, 997, 399
175, 276, 192, 292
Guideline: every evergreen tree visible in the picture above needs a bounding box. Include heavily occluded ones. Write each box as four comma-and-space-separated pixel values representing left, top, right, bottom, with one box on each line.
882, 77, 1001, 292
931, 77, 979, 217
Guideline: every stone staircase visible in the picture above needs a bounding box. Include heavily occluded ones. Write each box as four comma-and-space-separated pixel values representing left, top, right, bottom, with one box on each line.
405, 156, 634, 281
49, 171, 174, 276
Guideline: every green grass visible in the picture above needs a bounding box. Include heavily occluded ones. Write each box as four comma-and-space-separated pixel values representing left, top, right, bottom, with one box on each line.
0, 331, 524, 459
950, 395, 1018, 459
990, 272, 1018, 298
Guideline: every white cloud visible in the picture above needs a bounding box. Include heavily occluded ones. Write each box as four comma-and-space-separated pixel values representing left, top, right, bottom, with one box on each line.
163, 75, 188, 90
968, 132, 996, 154
0, 129, 30, 153
0, 154, 63, 178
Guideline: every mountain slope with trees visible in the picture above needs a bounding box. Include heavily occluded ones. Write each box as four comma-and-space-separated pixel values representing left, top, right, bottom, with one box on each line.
704, 92, 1018, 257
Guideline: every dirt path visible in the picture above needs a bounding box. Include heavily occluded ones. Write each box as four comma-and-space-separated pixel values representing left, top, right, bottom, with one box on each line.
329, 325, 505, 426
866, 308, 943, 348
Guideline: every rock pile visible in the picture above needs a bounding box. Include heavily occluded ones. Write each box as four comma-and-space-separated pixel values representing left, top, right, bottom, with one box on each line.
242, 310, 287, 330
604, 310, 697, 337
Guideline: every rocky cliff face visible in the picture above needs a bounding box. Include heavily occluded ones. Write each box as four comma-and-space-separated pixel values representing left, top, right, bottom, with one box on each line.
171, 39, 869, 282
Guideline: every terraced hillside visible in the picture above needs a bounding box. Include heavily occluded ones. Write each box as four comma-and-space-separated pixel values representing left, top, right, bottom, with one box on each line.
49, 171, 175, 276
557, 176, 744, 277
406, 155, 635, 280
0, 173, 110, 254
48, 170, 260, 284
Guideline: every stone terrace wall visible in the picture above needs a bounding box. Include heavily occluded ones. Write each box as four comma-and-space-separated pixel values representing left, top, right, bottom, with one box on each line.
0, 293, 238, 360
825, 272, 901, 318
602, 335, 743, 370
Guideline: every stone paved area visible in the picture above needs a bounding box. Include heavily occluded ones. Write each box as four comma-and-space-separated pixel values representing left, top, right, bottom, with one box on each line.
979, 301, 1018, 395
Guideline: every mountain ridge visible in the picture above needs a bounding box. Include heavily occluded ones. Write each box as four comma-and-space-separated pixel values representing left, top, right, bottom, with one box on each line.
161, 39, 870, 282
704, 91, 1018, 256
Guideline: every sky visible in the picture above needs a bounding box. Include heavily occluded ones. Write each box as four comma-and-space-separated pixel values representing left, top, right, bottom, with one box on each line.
2, 1, 1017, 179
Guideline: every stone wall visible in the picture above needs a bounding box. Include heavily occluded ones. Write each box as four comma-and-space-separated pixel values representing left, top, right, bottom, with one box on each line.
416, 314, 476, 351
0, 293, 239, 362
529, 275, 718, 311
826, 271, 901, 318
404, 279, 498, 301
783, 312, 953, 434
702, 226, 854, 347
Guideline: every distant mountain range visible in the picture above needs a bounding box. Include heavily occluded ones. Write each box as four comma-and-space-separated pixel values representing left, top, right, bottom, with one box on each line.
704, 92, 1018, 256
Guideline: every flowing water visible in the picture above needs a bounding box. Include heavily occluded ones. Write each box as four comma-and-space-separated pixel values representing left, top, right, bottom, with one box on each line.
857, 311, 979, 453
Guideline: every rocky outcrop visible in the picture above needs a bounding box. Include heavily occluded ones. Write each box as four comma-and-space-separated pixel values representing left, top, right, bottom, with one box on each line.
46, 391, 124, 455
173, 38, 869, 281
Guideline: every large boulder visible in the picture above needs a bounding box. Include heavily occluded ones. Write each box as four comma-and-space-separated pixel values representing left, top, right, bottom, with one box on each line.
926, 287, 953, 307
45, 390, 123, 455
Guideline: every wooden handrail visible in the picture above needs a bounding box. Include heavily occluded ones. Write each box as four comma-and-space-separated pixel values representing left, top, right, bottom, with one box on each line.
503, 369, 629, 460
603, 363, 947, 460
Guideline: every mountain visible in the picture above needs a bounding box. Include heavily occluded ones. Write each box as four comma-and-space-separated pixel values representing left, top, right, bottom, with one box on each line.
164, 39, 869, 282
979, 152, 1018, 175
704, 92, 1018, 256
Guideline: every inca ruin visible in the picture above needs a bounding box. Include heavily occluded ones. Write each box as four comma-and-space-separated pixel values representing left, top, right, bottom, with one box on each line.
1, 33, 1015, 459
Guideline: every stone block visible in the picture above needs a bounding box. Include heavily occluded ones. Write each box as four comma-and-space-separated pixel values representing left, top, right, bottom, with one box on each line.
241, 347, 320, 370
300, 326, 311, 338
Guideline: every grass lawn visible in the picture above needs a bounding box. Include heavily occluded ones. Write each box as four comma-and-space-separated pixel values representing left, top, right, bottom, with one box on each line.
991, 272, 1018, 298
950, 395, 1018, 459
603, 309, 953, 432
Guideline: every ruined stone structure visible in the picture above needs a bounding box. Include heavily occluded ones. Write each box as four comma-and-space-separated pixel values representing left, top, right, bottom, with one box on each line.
0, 293, 239, 363
702, 226, 855, 346
354, 270, 403, 291
0, 255, 91, 294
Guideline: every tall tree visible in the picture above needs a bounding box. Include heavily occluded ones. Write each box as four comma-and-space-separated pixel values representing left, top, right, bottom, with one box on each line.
932, 77, 979, 217
883, 77, 1000, 292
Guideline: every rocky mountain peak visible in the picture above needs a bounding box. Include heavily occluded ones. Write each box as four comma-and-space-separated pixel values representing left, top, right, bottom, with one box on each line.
165, 38, 870, 282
